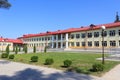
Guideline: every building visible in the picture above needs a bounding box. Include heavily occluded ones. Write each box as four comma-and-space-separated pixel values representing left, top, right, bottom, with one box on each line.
19, 14, 120, 52
0, 37, 23, 51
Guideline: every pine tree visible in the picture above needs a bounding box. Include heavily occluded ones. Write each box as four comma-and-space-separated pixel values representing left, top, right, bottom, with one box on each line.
15, 46, 18, 54
33, 45, 36, 53
6, 44, 10, 54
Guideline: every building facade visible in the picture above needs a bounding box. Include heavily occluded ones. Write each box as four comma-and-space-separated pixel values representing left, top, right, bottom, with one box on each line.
19, 20, 120, 51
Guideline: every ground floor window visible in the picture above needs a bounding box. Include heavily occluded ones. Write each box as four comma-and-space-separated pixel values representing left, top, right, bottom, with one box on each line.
94, 41, 99, 47
110, 41, 116, 46
88, 41, 92, 47
102, 41, 107, 47
71, 42, 74, 46
76, 42, 80, 46
82, 42, 86, 47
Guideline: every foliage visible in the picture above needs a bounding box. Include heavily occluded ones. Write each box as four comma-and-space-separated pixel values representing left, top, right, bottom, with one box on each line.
91, 63, 104, 72
33, 45, 36, 53
44, 58, 54, 65
9, 54, 14, 59
23, 45, 28, 53
44, 46, 47, 53
15, 46, 18, 54
63, 60, 72, 67
0, 0, 11, 9
19, 47, 21, 52
31, 56, 38, 62
13, 46, 15, 52
6, 44, 10, 54
1, 53, 9, 58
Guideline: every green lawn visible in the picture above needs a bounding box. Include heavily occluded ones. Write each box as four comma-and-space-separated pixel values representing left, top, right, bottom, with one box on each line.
2, 52, 120, 76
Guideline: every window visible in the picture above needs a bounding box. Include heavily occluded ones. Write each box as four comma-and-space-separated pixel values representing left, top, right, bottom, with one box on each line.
76, 42, 80, 46
42, 37, 44, 41
109, 30, 116, 36
71, 42, 74, 46
76, 34, 80, 39
94, 41, 99, 47
71, 34, 74, 39
119, 40, 120, 46
94, 32, 99, 37
118, 30, 120, 36
81, 33, 86, 38
82, 42, 86, 46
88, 41, 92, 47
110, 41, 116, 46
88, 33, 92, 38
102, 41, 107, 47
39, 38, 41, 41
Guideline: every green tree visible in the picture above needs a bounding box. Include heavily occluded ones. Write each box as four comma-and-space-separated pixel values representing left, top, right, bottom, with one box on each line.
6, 44, 10, 54
0, 0, 11, 9
13, 46, 15, 52
44, 46, 47, 53
19, 47, 21, 52
33, 45, 36, 53
24, 45, 28, 53
15, 46, 18, 54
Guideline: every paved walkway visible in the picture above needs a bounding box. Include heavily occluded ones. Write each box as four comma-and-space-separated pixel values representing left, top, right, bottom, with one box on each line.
0, 60, 102, 80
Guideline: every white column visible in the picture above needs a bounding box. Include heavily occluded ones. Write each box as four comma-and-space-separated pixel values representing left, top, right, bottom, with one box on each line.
65, 33, 68, 48
56, 35, 58, 48
51, 35, 54, 48
61, 34, 63, 48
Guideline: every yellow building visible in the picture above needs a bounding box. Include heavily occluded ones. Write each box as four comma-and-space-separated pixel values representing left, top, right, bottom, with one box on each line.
19, 15, 120, 51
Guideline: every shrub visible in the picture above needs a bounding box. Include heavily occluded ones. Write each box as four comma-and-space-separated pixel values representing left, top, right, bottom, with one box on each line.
63, 60, 72, 67
33, 45, 36, 53
75, 67, 83, 73
31, 56, 38, 62
6, 44, 10, 54
45, 58, 54, 65
9, 55, 14, 59
1, 53, 9, 58
91, 63, 104, 72
44, 46, 47, 53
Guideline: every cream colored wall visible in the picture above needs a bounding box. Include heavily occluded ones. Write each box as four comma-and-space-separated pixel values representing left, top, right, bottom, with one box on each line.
0, 42, 13, 51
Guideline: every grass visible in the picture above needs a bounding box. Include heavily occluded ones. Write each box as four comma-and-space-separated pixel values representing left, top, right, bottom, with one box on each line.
1, 52, 120, 76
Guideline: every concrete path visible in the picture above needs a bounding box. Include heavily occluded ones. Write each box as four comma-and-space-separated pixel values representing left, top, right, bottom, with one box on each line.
102, 64, 120, 80
0, 60, 102, 80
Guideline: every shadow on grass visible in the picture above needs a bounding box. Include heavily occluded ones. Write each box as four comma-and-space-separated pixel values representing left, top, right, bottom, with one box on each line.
0, 68, 96, 80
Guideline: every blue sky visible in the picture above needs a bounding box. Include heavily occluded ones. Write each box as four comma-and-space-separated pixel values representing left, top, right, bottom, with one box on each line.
0, 0, 120, 38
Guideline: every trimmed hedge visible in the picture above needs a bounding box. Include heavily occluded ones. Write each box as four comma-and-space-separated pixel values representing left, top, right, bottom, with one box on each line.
45, 58, 54, 65
91, 63, 104, 72
63, 60, 72, 67
31, 56, 38, 62
1, 53, 9, 58
9, 55, 14, 59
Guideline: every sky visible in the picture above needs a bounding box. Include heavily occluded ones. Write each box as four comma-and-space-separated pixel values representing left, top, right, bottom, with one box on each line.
0, 0, 120, 38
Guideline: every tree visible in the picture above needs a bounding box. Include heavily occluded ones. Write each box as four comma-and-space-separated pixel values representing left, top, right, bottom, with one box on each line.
44, 46, 47, 53
33, 45, 36, 53
13, 46, 15, 52
15, 46, 18, 54
23, 45, 28, 53
0, 0, 11, 9
6, 44, 10, 54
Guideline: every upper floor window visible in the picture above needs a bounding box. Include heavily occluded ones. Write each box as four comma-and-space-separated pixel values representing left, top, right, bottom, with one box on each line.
76, 34, 80, 39
81, 33, 86, 38
71, 34, 74, 39
109, 30, 116, 36
94, 32, 99, 37
101, 31, 107, 37
118, 30, 120, 36
88, 33, 92, 38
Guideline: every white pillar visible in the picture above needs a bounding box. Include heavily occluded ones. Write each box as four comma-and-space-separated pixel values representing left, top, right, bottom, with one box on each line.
61, 34, 63, 48
65, 33, 68, 48
56, 35, 58, 48
51, 36, 54, 48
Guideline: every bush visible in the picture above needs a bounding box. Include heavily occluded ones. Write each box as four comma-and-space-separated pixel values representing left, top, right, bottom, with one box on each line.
9, 55, 14, 59
31, 56, 38, 62
63, 60, 72, 67
1, 53, 9, 58
91, 63, 104, 72
45, 58, 54, 65
75, 67, 83, 73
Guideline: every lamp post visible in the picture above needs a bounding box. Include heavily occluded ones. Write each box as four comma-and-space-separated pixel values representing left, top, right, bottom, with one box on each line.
101, 26, 106, 64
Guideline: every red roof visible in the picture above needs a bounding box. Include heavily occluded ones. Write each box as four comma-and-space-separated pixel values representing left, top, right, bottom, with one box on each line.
0, 37, 23, 44
20, 22, 120, 38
